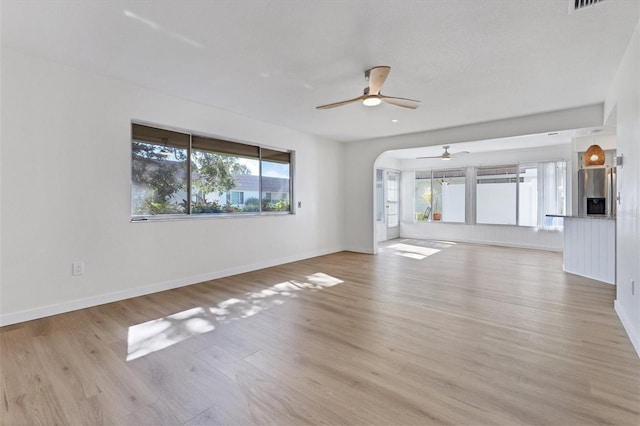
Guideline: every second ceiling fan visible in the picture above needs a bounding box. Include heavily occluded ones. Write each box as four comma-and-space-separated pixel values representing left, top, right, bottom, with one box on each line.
418, 146, 469, 161
316, 66, 421, 110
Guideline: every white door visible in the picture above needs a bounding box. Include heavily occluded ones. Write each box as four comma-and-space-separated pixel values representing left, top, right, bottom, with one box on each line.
375, 169, 387, 242
386, 170, 400, 239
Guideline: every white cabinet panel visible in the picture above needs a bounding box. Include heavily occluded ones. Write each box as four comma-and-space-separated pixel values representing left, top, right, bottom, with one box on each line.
563, 217, 615, 284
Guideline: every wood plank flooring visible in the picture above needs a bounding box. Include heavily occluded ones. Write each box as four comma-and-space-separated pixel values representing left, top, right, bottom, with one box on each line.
1, 239, 639, 425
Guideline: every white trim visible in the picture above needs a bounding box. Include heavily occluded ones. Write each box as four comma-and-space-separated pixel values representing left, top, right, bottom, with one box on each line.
563, 269, 615, 285
399, 232, 563, 253
344, 246, 376, 255
0, 247, 343, 327
615, 300, 640, 359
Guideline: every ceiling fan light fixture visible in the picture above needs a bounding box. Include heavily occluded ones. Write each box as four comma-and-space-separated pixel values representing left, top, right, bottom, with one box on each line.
441, 146, 451, 160
316, 66, 420, 110
159, 137, 171, 157
362, 96, 382, 107
417, 145, 469, 160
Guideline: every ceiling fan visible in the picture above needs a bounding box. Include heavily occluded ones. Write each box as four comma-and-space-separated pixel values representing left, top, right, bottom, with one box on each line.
316, 66, 421, 110
417, 146, 469, 161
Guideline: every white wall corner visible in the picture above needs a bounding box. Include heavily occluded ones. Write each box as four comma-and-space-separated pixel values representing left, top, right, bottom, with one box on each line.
615, 300, 640, 358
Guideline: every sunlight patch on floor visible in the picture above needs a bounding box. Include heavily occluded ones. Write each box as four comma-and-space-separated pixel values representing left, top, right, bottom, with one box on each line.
307, 272, 343, 287
127, 307, 214, 361
126, 272, 343, 361
388, 243, 441, 259
395, 251, 428, 260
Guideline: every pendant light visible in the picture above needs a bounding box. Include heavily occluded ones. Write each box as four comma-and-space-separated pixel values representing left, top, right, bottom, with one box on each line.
584, 131, 604, 167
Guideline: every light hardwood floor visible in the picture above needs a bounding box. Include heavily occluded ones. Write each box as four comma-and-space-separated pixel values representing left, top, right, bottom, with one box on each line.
1, 239, 639, 425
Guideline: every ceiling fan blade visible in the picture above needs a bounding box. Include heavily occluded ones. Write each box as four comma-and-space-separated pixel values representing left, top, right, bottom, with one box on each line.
316, 95, 365, 109
380, 95, 421, 109
367, 66, 391, 95
416, 155, 444, 159
451, 151, 470, 157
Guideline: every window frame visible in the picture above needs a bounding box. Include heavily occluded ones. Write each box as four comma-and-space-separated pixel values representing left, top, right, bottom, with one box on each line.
475, 164, 519, 226
413, 160, 568, 230
131, 122, 294, 221
227, 191, 245, 206
414, 168, 467, 223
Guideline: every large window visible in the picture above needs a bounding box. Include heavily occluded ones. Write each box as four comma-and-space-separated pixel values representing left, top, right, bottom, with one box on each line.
476, 163, 566, 228
518, 164, 538, 227
415, 171, 432, 220
261, 149, 291, 212
131, 124, 292, 218
415, 169, 466, 222
414, 161, 567, 229
539, 161, 567, 230
191, 134, 260, 214
476, 165, 518, 225
131, 125, 189, 215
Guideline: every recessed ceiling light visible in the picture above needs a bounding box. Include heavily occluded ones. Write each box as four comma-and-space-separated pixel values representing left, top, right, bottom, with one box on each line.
548, 132, 558, 136
391, 119, 399, 123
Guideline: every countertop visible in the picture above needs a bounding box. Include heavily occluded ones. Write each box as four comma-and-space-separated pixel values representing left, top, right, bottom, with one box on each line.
546, 214, 616, 221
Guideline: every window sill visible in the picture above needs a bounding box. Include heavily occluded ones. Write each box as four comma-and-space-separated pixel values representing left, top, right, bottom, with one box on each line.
412, 220, 562, 231
131, 211, 293, 222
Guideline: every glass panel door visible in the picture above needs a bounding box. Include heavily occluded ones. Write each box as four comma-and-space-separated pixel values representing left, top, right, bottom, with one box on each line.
376, 169, 384, 222
386, 171, 400, 239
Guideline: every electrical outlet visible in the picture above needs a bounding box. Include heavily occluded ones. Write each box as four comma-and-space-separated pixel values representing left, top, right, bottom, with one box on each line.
72, 261, 84, 276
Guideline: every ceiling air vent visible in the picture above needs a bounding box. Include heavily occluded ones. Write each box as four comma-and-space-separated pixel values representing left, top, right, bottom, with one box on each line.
570, 0, 606, 13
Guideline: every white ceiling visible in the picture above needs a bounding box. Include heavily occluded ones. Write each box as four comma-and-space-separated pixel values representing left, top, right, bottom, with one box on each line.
2, 0, 638, 142
384, 129, 574, 160
383, 125, 617, 159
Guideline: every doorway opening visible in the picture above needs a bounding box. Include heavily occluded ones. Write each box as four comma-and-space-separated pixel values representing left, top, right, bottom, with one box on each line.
375, 168, 400, 242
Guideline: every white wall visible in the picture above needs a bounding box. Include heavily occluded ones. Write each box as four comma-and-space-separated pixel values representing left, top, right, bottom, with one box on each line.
0, 48, 345, 325
0, 4, 3, 323
605, 16, 640, 356
396, 144, 571, 251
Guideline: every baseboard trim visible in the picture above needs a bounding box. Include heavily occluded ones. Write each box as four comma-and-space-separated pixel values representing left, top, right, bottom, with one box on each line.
563, 268, 615, 285
343, 246, 376, 254
614, 300, 640, 359
400, 233, 563, 252
0, 247, 343, 327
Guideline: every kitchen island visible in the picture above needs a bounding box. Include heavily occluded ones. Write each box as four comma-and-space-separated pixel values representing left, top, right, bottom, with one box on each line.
548, 215, 616, 284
